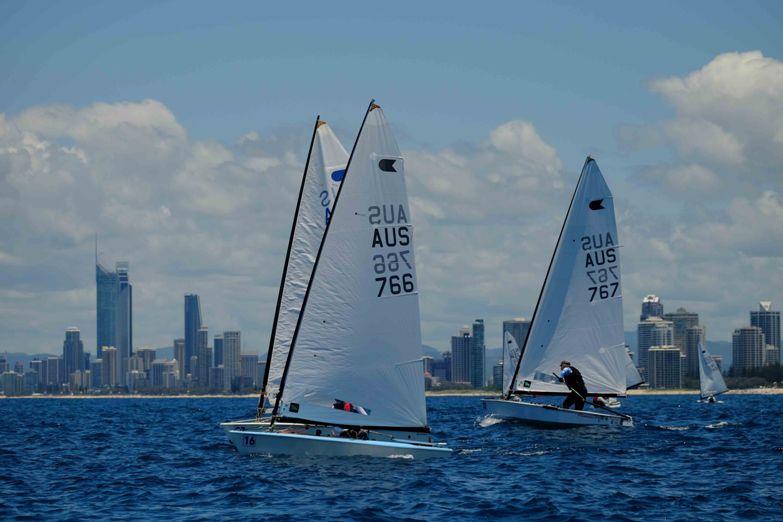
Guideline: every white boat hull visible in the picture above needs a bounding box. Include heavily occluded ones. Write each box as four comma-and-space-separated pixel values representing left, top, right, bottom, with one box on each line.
482, 398, 633, 428
226, 429, 452, 459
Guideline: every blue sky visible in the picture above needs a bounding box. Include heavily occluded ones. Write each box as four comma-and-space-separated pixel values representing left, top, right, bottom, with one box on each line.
1, 2, 782, 355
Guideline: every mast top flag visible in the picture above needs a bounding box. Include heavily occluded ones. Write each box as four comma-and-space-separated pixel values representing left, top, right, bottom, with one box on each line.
508, 157, 628, 398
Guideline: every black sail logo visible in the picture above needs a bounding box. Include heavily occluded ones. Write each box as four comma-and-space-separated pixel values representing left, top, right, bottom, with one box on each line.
378, 159, 397, 172
589, 199, 605, 210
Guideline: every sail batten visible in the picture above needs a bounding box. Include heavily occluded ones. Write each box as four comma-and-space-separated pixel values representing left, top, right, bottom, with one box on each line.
276, 103, 427, 429
260, 118, 349, 413
512, 159, 628, 397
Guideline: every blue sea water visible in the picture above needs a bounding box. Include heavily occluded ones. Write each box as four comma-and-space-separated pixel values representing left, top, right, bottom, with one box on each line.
1, 395, 782, 520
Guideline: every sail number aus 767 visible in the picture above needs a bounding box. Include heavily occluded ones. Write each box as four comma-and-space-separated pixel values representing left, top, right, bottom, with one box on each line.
582, 232, 619, 303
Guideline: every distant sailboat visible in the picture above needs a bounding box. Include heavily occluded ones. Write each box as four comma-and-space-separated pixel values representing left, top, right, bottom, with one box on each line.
483, 158, 634, 427
224, 101, 451, 458
698, 342, 728, 403
221, 117, 348, 433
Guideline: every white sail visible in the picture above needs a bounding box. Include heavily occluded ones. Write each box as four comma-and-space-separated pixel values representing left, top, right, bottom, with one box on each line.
698, 342, 728, 398
503, 331, 522, 393
514, 159, 627, 396
264, 121, 349, 406
624, 348, 643, 389
277, 104, 427, 429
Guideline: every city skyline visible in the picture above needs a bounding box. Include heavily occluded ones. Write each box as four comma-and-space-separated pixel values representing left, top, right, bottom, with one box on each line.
2, 3, 782, 356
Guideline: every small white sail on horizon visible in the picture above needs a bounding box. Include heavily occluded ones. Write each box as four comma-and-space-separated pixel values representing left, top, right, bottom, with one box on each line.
261, 120, 349, 411
698, 342, 728, 399
510, 159, 628, 397
502, 331, 521, 394
274, 103, 428, 430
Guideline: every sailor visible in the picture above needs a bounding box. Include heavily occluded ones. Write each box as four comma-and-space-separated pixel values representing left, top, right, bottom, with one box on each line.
557, 360, 588, 410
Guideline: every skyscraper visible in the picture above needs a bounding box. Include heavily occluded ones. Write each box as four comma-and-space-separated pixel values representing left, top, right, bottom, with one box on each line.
173, 338, 185, 382
684, 325, 705, 378
241, 353, 257, 389
213, 334, 224, 367
471, 319, 486, 388
62, 327, 85, 380
648, 345, 682, 389
223, 331, 241, 392
196, 326, 210, 388
115, 261, 133, 385
663, 308, 699, 356
637, 316, 674, 376
184, 294, 202, 377
96, 254, 119, 359
751, 301, 780, 365
101, 347, 118, 388
732, 326, 765, 373
640, 294, 664, 321
451, 327, 472, 385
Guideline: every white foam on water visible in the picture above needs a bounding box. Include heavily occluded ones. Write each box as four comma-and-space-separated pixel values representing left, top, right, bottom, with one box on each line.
656, 425, 690, 431
477, 415, 505, 428
386, 454, 414, 460
458, 448, 482, 454
705, 421, 730, 429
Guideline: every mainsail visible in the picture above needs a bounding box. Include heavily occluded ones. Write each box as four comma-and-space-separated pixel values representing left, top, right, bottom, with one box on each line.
698, 342, 728, 399
509, 158, 628, 397
260, 119, 348, 411
275, 102, 427, 429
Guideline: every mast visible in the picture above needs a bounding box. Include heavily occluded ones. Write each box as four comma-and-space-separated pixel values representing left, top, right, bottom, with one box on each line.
257, 116, 322, 418
272, 99, 377, 420
505, 156, 593, 399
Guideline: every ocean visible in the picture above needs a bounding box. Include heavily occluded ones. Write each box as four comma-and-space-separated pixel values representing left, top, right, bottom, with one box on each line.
1, 395, 781, 520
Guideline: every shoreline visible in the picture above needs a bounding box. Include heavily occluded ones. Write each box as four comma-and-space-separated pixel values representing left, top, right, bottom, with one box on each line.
2, 388, 782, 399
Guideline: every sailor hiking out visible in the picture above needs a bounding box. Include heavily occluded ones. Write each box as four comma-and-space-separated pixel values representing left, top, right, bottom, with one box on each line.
557, 360, 588, 410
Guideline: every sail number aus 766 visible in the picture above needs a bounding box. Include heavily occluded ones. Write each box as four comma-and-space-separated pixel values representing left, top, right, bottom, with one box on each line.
373, 251, 414, 297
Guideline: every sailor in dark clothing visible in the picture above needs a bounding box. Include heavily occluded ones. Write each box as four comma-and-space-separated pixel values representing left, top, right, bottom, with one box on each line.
557, 360, 588, 410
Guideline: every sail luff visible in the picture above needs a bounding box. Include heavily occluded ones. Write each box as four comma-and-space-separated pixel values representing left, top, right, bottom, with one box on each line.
258, 116, 322, 416
505, 157, 592, 398
272, 100, 376, 419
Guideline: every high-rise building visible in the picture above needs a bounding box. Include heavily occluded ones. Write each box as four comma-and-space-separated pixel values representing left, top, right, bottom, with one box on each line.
29, 359, 43, 392
451, 327, 472, 384
223, 331, 241, 392
90, 359, 103, 389
502, 318, 531, 354
213, 335, 224, 367
173, 338, 185, 382
184, 294, 202, 376
732, 326, 765, 373
432, 352, 452, 382
648, 345, 682, 389
210, 366, 226, 392
44, 357, 62, 390
684, 325, 705, 378
640, 295, 664, 321
62, 327, 85, 381
115, 261, 132, 386
151, 360, 178, 390
240, 354, 257, 389
0, 354, 8, 373
101, 346, 118, 388
136, 348, 156, 372
196, 326, 210, 388
471, 319, 485, 388
23, 370, 40, 395
256, 360, 267, 391
492, 361, 503, 389
663, 308, 699, 356
751, 301, 780, 365
96, 248, 119, 359
637, 316, 674, 375
765, 345, 780, 366
1, 371, 23, 396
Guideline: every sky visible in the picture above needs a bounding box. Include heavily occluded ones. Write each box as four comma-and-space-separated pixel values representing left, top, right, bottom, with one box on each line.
1, 1, 782, 356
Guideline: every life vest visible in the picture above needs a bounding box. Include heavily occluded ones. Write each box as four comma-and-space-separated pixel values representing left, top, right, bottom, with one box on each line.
564, 366, 588, 395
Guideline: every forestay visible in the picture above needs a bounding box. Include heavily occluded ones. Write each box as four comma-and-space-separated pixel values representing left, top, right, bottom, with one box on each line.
277, 104, 427, 429
502, 331, 522, 394
514, 159, 628, 396
698, 342, 728, 398
263, 121, 348, 408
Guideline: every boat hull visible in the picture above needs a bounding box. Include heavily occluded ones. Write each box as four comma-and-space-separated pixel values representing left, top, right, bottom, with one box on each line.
482, 398, 633, 428
226, 429, 452, 459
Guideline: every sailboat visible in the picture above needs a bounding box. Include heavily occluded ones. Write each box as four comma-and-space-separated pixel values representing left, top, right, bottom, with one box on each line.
483, 157, 634, 427
224, 101, 452, 458
698, 341, 728, 403
221, 116, 349, 434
